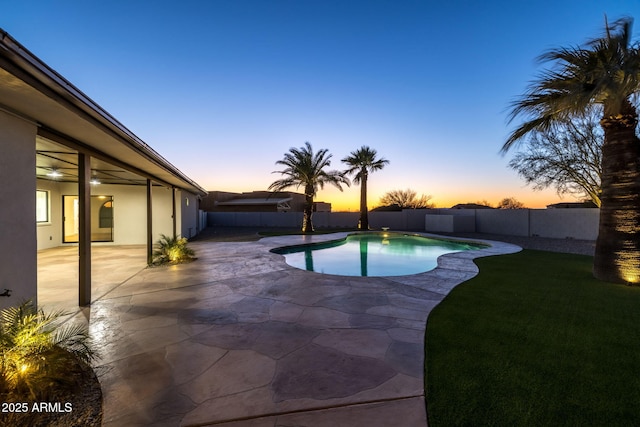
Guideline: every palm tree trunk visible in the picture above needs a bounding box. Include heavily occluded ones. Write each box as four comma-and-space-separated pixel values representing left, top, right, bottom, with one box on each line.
302, 185, 315, 232
593, 102, 640, 284
359, 172, 368, 230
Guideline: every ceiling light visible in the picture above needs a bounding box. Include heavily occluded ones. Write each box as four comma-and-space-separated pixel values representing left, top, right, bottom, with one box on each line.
47, 169, 62, 178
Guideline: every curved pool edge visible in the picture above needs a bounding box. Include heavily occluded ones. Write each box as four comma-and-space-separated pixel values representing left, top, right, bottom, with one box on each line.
381, 232, 522, 295
258, 231, 522, 293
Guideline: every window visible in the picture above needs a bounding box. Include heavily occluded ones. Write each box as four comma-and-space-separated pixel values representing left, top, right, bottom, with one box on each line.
36, 190, 49, 223
99, 200, 113, 228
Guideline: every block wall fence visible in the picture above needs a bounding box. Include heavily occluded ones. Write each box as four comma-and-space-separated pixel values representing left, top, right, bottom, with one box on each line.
207, 208, 599, 241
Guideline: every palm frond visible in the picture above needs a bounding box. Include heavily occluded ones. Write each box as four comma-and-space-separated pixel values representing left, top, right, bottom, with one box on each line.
505, 16, 640, 151
269, 142, 350, 193
341, 145, 389, 184
0, 300, 97, 399
152, 234, 196, 265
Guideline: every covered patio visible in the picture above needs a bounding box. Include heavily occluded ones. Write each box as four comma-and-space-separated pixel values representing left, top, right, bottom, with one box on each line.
37, 245, 147, 313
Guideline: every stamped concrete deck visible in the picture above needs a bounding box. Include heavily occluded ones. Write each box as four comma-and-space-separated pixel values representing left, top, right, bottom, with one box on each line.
38, 232, 520, 426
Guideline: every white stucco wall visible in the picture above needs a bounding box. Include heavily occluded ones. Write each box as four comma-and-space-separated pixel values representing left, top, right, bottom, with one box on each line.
0, 111, 38, 309
179, 190, 200, 239
151, 186, 175, 243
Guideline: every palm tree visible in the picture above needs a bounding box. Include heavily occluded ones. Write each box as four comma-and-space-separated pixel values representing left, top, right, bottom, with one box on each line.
0, 300, 97, 399
269, 142, 350, 232
342, 146, 389, 230
503, 17, 640, 284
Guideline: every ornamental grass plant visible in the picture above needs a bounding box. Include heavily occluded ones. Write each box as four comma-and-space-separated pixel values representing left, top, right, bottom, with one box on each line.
152, 234, 196, 265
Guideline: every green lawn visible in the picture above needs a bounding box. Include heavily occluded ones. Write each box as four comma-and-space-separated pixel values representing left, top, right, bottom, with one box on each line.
425, 250, 640, 426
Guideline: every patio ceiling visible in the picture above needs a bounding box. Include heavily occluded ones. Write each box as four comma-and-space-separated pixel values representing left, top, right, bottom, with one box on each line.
36, 136, 147, 186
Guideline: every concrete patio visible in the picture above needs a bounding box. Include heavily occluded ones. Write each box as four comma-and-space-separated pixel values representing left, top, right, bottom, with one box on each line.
37, 232, 520, 426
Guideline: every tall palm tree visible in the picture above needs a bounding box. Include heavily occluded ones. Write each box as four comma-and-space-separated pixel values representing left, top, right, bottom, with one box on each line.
342, 146, 389, 230
503, 17, 640, 284
269, 142, 349, 232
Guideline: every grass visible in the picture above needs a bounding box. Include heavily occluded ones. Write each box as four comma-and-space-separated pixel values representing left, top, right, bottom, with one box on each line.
425, 249, 640, 426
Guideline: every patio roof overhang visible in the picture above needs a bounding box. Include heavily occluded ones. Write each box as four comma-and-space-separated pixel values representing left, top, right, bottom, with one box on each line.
0, 29, 207, 196
217, 197, 293, 206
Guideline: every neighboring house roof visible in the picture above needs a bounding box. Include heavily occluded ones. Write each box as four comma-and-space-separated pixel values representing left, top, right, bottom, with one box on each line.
217, 198, 293, 205
0, 29, 207, 196
547, 201, 598, 209
451, 203, 494, 209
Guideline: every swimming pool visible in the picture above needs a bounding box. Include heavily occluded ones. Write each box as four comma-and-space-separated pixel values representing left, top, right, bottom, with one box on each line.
272, 233, 485, 277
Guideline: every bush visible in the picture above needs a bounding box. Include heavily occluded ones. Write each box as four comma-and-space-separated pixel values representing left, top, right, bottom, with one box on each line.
152, 234, 196, 265
0, 301, 97, 400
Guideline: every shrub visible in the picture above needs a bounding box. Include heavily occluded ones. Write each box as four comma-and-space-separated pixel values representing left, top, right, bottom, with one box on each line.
0, 301, 97, 399
152, 234, 196, 265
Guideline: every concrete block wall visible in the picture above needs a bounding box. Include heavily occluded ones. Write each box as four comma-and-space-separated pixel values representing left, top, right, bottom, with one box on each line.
425, 215, 475, 233
475, 209, 531, 236
425, 208, 599, 240
530, 209, 599, 240
208, 210, 430, 230
313, 212, 359, 228
210, 208, 600, 241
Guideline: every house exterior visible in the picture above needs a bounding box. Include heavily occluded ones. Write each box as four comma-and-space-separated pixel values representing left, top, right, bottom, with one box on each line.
0, 29, 208, 308
202, 191, 331, 213
546, 201, 598, 209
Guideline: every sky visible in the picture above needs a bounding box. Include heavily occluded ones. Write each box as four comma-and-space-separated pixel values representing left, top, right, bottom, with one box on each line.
4, 1, 639, 211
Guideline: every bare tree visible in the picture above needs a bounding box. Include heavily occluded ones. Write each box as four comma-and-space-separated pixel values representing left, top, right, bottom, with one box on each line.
508, 108, 603, 206
497, 197, 525, 209
377, 189, 434, 210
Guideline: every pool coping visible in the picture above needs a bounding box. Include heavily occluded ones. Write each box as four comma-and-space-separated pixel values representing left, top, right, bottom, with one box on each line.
259, 230, 522, 293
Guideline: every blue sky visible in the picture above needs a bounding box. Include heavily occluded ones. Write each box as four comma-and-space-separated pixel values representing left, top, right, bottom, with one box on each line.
5, 1, 639, 209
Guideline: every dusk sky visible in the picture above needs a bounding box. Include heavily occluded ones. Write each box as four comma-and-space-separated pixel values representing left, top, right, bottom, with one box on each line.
5, 1, 639, 210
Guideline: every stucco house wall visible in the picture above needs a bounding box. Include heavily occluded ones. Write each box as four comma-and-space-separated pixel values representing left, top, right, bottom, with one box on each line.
1, 110, 38, 308
179, 189, 200, 239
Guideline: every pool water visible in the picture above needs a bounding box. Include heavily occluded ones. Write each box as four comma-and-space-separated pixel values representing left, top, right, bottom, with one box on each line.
273, 233, 483, 277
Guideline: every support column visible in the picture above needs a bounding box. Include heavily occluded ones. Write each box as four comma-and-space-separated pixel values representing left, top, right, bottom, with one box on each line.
147, 179, 153, 265
172, 187, 177, 239
78, 153, 92, 306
